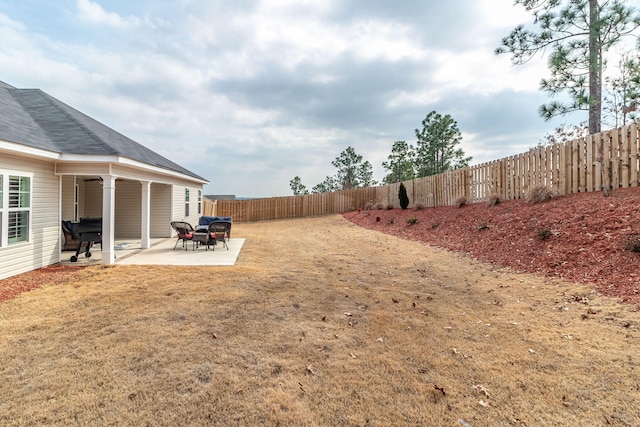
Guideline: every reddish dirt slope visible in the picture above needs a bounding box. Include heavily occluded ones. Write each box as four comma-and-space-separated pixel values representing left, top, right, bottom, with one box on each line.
342, 187, 640, 304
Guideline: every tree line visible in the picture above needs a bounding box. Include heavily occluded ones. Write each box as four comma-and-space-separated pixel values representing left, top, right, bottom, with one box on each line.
289, 111, 471, 195
291, 0, 640, 195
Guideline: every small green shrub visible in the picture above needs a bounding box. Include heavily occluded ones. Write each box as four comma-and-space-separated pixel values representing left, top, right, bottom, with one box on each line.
527, 186, 558, 204
406, 217, 418, 225
399, 183, 410, 210
623, 233, 640, 252
414, 203, 426, 211
536, 228, 552, 240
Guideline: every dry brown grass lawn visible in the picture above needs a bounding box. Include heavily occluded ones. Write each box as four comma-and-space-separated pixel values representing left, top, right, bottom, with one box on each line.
1, 215, 640, 426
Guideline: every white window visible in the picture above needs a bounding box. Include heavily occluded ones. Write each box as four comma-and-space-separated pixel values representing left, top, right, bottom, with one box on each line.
185, 188, 190, 217
0, 173, 32, 246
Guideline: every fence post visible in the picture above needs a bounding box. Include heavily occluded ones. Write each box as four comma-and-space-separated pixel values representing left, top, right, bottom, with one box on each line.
631, 123, 638, 187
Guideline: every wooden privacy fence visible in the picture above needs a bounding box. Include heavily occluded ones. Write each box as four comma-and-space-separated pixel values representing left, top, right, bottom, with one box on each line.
204, 123, 640, 222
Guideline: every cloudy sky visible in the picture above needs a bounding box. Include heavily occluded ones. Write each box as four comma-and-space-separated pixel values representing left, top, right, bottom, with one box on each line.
0, 0, 611, 197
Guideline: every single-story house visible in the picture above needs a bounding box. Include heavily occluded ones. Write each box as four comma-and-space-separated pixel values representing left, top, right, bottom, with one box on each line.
0, 81, 208, 280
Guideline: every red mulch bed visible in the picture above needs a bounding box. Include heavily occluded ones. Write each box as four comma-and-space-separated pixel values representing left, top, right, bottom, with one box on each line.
0, 265, 84, 303
342, 186, 640, 305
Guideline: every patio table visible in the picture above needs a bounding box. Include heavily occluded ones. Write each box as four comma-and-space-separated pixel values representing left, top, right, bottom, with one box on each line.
192, 231, 210, 249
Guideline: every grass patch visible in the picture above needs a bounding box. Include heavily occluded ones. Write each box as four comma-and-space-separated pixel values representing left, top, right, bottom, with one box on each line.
527, 186, 559, 204
1, 216, 639, 426
486, 193, 502, 206
455, 196, 468, 208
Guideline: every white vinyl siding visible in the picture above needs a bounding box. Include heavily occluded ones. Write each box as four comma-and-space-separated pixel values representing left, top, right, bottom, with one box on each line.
61, 175, 77, 221
114, 179, 141, 238
0, 154, 59, 280
83, 180, 103, 218
151, 183, 171, 238
172, 185, 199, 226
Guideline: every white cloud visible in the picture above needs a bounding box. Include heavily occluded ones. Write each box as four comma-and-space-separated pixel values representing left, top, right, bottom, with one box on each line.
76, 0, 142, 29
1, 0, 622, 197
345, 20, 424, 62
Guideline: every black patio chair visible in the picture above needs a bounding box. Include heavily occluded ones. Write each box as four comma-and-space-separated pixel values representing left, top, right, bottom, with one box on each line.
198, 216, 232, 239
206, 221, 230, 251
170, 221, 196, 250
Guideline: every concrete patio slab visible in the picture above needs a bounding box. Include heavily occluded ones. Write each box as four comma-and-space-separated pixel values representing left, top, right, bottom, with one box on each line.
61, 237, 245, 266
119, 237, 245, 266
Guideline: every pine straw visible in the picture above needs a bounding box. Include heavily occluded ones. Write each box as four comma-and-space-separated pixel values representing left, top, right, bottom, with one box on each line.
1, 216, 639, 426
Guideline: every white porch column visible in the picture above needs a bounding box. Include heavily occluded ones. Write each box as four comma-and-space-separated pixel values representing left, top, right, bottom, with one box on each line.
141, 181, 151, 249
101, 175, 116, 264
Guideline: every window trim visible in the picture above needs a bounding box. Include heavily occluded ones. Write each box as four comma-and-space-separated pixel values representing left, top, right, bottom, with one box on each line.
185, 188, 190, 218
0, 171, 33, 247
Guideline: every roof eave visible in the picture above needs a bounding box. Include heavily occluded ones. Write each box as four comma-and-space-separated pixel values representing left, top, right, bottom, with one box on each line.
56, 154, 209, 185
0, 141, 208, 185
0, 139, 60, 160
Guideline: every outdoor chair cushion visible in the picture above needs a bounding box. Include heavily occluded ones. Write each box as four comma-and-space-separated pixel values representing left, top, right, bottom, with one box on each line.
170, 221, 196, 250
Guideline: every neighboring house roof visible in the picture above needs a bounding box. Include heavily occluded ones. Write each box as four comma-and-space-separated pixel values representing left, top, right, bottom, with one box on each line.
0, 81, 206, 182
205, 194, 236, 200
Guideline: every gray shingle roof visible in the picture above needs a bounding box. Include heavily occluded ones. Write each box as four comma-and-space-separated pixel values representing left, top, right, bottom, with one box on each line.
0, 81, 206, 181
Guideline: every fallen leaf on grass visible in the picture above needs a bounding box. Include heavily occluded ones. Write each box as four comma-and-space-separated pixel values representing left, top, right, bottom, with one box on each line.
306, 364, 316, 376
478, 399, 490, 407
472, 384, 490, 397
344, 312, 353, 317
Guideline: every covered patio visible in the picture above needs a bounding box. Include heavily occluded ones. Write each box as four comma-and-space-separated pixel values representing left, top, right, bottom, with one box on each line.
58, 169, 201, 266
